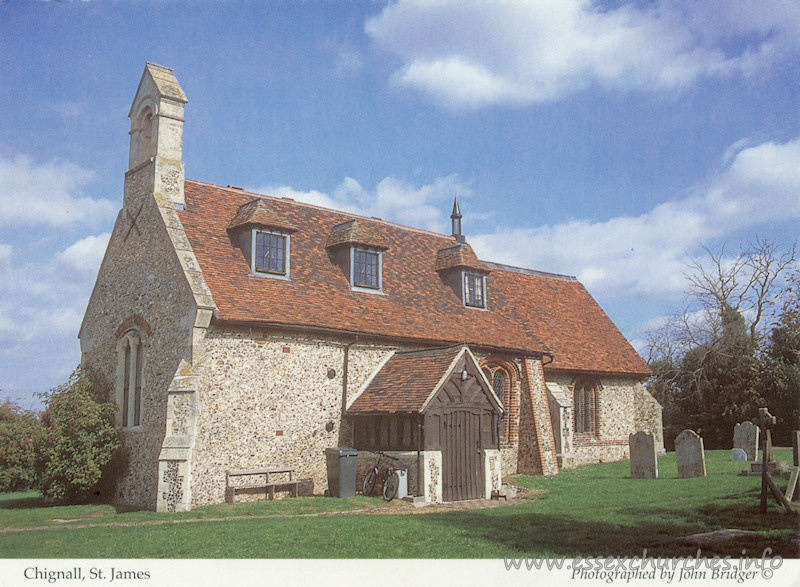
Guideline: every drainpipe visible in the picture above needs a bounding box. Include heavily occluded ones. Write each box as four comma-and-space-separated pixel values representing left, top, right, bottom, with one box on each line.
417, 416, 424, 498
341, 336, 358, 417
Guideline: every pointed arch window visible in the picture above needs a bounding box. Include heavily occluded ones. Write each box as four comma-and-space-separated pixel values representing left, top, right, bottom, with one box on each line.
117, 330, 144, 428
573, 377, 600, 435
482, 360, 515, 444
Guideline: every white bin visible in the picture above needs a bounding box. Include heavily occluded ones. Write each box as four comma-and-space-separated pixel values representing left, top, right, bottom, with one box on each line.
395, 468, 408, 499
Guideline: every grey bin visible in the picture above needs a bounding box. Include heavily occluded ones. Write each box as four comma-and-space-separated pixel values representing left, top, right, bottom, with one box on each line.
324, 447, 359, 498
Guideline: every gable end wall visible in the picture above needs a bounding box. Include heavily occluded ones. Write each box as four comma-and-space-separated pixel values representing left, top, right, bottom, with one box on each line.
80, 162, 197, 510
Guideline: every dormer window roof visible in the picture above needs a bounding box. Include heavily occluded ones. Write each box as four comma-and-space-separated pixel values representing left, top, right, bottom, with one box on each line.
227, 198, 299, 233
325, 220, 390, 251
435, 242, 489, 273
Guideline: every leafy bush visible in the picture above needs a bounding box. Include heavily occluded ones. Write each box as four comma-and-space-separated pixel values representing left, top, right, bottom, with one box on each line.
37, 368, 122, 503
0, 398, 42, 492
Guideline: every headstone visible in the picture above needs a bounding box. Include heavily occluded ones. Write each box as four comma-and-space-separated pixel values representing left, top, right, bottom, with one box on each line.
731, 448, 748, 461
629, 431, 658, 478
675, 429, 707, 478
733, 421, 759, 461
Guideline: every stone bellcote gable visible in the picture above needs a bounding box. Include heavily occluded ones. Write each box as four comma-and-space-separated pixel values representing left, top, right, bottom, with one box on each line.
126, 63, 188, 209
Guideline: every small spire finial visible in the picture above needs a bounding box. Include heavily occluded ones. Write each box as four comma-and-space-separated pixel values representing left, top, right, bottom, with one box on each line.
451, 194, 465, 243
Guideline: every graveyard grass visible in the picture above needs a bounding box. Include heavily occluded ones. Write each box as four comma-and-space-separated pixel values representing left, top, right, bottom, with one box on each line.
0, 449, 797, 558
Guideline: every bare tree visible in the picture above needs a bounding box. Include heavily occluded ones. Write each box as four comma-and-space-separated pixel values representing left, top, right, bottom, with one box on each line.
682, 238, 796, 344
643, 238, 796, 387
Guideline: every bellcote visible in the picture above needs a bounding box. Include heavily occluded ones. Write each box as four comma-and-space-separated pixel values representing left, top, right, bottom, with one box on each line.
127, 63, 187, 171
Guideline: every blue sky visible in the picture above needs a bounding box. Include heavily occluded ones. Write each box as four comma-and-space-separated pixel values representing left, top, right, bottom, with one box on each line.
1, 0, 798, 408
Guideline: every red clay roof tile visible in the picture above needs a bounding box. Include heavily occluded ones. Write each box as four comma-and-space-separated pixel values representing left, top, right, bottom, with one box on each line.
178, 180, 650, 376
348, 346, 463, 413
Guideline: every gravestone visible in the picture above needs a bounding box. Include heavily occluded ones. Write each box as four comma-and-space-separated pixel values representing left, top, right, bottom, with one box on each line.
733, 421, 759, 461
731, 448, 748, 461
629, 431, 658, 478
675, 429, 707, 478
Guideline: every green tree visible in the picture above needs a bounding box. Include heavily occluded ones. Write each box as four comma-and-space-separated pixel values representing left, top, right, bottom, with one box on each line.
37, 368, 122, 503
0, 397, 42, 492
671, 305, 762, 448
759, 269, 800, 445
645, 240, 796, 449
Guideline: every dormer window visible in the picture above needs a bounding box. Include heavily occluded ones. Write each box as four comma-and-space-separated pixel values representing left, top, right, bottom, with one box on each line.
352, 247, 381, 290
228, 198, 297, 280
463, 271, 486, 308
254, 229, 289, 276
326, 220, 389, 294
436, 242, 490, 309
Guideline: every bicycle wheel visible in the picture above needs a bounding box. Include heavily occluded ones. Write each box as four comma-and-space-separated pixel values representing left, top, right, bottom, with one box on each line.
362, 469, 376, 496
382, 471, 399, 501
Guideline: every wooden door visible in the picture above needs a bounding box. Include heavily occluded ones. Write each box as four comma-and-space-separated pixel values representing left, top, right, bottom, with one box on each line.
441, 409, 484, 501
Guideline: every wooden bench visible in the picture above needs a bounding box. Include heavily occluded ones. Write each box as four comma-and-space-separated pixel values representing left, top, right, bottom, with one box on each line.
225, 468, 298, 503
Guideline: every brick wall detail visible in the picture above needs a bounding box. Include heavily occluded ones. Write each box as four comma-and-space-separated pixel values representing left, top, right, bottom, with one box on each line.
517, 358, 559, 476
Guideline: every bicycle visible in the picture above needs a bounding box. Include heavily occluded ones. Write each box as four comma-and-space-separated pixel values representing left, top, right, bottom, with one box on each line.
361, 451, 403, 501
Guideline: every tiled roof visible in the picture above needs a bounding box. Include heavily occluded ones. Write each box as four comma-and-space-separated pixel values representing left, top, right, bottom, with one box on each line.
484, 262, 651, 375
178, 180, 650, 376
348, 347, 462, 414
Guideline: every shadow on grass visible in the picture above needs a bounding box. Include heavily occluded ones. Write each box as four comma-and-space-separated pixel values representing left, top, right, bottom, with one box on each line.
0, 496, 47, 510
0, 495, 146, 514
413, 501, 799, 559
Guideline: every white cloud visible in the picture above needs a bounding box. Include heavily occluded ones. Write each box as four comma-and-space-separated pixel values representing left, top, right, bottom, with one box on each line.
0, 154, 116, 226
250, 174, 469, 234
366, 0, 800, 108
251, 137, 799, 305
54, 233, 111, 275
0, 233, 108, 406
469, 136, 800, 299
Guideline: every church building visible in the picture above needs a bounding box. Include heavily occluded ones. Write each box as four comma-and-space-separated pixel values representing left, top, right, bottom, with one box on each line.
79, 64, 663, 512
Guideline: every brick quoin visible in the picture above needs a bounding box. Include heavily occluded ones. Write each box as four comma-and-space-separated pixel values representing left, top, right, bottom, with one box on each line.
523, 358, 559, 476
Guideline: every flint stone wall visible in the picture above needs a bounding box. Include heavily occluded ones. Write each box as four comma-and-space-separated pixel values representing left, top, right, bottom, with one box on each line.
190, 326, 396, 507
547, 374, 644, 466
634, 383, 665, 454
79, 162, 197, 511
